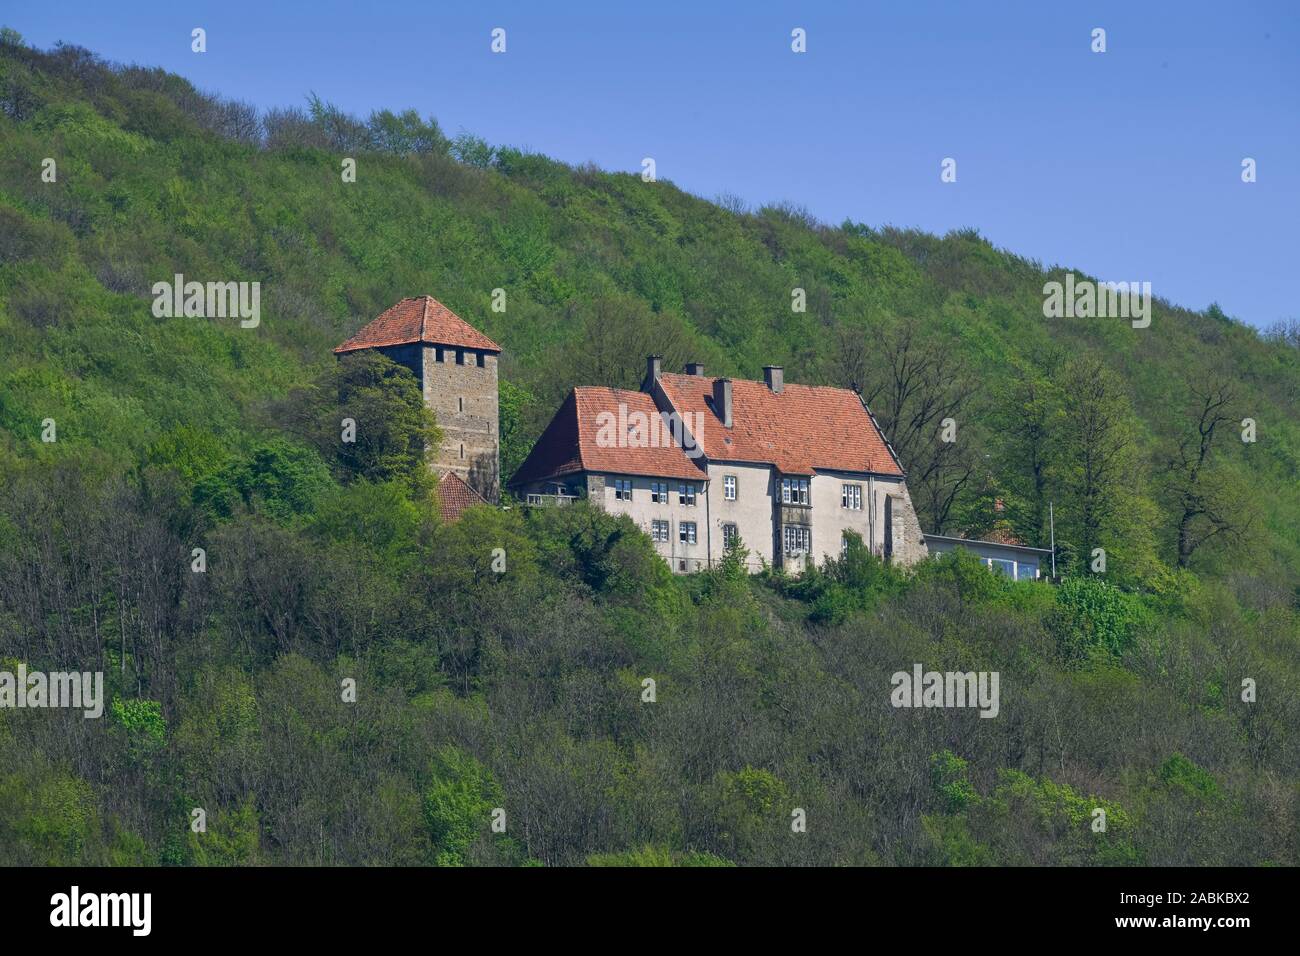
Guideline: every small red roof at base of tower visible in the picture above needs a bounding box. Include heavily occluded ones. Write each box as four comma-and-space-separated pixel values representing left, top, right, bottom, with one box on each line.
438, 471, 489, 522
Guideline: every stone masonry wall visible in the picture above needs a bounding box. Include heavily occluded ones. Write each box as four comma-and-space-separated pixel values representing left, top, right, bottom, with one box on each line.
420, 345, 500, 502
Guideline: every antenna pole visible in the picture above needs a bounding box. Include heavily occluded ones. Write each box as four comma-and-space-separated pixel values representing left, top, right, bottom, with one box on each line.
1049, 501, 1057, 579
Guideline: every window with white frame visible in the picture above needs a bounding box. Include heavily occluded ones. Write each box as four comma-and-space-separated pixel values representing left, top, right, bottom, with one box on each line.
651, 520, 670, 542
780, 477, 810, 505
614, 478, 633, 501
841, 483, 862, 510
783, 525, 810, 554
679, 521, 697, 544
678, 483, 696, 506
723, 475, 737, 501
987, 558, 1015, 578
651, 481, 668, 503
723, 523, 738, 547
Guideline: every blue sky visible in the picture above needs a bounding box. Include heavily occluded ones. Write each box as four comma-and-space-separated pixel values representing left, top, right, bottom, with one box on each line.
10, 1, 1299, 327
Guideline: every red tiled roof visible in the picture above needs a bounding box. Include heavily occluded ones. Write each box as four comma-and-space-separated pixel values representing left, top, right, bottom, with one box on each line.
334, 296, 501, 355
438, 471, 489, 522
510, 387, 705, 486
983, 525, 1025, 546
656, 372, 903, 476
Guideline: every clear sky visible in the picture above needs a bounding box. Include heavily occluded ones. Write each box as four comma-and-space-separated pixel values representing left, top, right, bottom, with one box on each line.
9, 1, 1299, 328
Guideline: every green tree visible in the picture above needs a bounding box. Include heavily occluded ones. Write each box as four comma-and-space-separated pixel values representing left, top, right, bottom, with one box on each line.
423, 747, 505, 866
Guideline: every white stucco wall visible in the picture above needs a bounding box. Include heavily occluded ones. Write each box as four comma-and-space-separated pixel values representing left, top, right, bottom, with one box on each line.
526, 464, 929, 575
810, 471, 875, 565
705, 461, 774, 571
589, 473, 711, 572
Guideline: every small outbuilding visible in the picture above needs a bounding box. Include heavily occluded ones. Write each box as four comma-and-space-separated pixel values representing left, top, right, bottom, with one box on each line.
923, 532, 1053, 581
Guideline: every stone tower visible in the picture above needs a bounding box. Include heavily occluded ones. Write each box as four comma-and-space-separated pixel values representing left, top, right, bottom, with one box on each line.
334, 295, 502, 502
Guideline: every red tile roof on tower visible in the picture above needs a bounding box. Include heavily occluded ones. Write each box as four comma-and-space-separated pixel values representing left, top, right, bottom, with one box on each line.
438, 471, 489, 522
510, 387, 706, 486
656, 372, 904, 476
334, 296, 501, 355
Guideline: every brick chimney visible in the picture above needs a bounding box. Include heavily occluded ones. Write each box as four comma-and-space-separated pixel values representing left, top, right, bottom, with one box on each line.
713, 378, 733, 427
645, 355, 661, 385
763, 365, 784, 394
685, 362, 706, 376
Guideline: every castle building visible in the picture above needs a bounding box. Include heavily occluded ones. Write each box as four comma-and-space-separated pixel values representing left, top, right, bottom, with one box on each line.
334, 296, 502, 504
509, 357, 929, 573
336, 299, 929, 570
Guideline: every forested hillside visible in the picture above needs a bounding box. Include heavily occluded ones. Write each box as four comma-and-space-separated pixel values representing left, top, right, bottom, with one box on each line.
1, 35, 1297, 866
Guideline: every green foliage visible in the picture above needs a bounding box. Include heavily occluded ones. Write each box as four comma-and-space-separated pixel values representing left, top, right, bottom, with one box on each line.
1158, 753, 1219, 799
187, 798, 261, 866
708, 767, 791, 861
498, 377, 536, 483
930, 750, 978, 813
975, 769, 1139, 866
911, 548, 1014, 605
450, 130, 496, 168
193, 438, 332, 521
0, 759, 100, 865
920, 814, 994, 866
787, 531, 905, 623
422, 746, 504, 866
110, 696, 167, 753
323, 351, 441, 496
1050, 576, 1153, 664
587, 845, 734, 867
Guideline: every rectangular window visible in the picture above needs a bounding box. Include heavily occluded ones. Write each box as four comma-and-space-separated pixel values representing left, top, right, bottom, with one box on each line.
1016, 562, 1038, 581
526, 494, 542, 505
476, 352, 486, 368
723, 523, 738, 547
841, 483, 861, 510
678, 483, 696, 506
614, 478, 633, 501
651, 520, 670, 543
435, 347, 445, 363
679, 521, 697, 545
783, 525, 810, 554
723, 475, 737, 501
841, 532, 849, 555
456, 350, 465, 365
651, 482, 668, 503
781, 477, 809, 505
987, 558, 1015, 578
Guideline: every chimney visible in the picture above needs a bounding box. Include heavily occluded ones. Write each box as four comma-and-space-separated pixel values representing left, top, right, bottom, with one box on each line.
763, 365, 784, 394
685, 362, 706, 376
645, 355, 661, 386
713, 378, 733, 428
